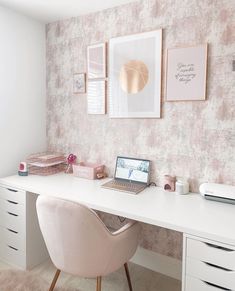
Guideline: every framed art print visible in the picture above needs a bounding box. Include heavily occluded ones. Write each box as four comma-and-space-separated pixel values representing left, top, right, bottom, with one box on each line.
73, 73, 86, 94
166, 44, 208, 101
87, 43, 106, 79
87, 80, 106, 114
109, 30, 162, 118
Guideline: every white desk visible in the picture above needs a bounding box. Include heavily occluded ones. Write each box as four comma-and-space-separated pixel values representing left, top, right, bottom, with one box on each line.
1, 173, 235, 291
1, 173, 235, 245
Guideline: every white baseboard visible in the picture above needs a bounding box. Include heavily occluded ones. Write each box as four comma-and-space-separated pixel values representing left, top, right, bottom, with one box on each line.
131, 247, 182, 281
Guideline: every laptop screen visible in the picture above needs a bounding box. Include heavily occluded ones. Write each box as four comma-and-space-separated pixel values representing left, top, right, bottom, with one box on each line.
114, 157, 150, 184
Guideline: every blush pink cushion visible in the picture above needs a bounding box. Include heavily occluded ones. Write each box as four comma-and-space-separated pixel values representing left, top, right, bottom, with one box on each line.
36, 196, 140, 277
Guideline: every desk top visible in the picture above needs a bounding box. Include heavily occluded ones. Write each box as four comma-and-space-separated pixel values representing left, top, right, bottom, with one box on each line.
0, 173, 235, 246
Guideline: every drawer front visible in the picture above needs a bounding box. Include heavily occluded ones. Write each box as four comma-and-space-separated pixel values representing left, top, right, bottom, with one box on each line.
0, 209, 25, 234
186, 257, 235, 290
0, 226, 25, 252
0, 187, 26, 205
187, 238, 235, 270
185, 275, 233, 291
0, 242, 25, 269
0, 197, 25, 216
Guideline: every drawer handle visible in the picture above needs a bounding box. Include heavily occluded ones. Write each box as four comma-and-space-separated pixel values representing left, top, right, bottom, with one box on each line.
7, 211, 18, 217
6, 188, 18, 193
205, 242, 234, 252
7, 245, 18, 251
7, 228, 18, 234
203, 280, 231, 290
7, 200, 18, 205
204, 261, 232, 272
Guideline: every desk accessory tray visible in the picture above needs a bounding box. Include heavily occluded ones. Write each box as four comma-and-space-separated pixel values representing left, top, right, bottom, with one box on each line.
73, 162, 104, 179
28, 164, 65, 176
26, 152, 66, 176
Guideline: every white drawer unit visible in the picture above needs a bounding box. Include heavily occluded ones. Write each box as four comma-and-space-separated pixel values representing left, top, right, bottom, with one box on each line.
0, 187, 26, 205
0, 185, 48, 269
0, 242, 25, 268
185, 275, 230, 291
0, 226, 25, 252
183, 235, 235, 291
187, 237, 235, 270
0, 205, 25, 235
0, 197, 26, 216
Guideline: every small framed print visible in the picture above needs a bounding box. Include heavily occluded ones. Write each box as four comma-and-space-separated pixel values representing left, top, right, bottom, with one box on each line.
87, 43, 106, 79
166, 44, 208, 101
73, 73, 86, 94
87, 80, 106, 114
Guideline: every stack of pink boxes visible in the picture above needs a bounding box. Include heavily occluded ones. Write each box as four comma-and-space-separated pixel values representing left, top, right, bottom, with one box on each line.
26, 152, 66, 175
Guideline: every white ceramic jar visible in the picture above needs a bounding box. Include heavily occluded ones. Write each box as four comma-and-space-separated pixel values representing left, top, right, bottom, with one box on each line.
175, 178, 189, 195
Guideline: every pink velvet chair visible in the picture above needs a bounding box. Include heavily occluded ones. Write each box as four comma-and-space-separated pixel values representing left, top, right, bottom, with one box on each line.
36, 196, 141, 291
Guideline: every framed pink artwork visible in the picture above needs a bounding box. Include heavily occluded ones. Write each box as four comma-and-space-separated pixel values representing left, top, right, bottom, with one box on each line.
109, 30, 162, 118
87, 43, 106, 79
165, 44, 208, 101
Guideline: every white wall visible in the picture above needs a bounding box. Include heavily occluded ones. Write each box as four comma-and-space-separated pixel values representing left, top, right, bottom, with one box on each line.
0, 6, 46, 177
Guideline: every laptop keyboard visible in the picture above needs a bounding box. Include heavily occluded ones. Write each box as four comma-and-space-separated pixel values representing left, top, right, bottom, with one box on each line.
102, 180, 146, 194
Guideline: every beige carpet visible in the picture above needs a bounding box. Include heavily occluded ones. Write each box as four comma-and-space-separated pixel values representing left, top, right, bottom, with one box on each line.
0, 270, 78, 291
0, 260, 181, 291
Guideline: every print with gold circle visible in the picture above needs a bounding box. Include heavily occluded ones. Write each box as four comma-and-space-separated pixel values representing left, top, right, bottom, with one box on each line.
119, 60, 149, 94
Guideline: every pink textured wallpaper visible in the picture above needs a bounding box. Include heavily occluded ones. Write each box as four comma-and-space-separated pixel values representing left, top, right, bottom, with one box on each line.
46, 0, 235, 259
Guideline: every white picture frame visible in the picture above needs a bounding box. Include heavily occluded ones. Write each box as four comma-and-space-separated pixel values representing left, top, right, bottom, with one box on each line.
165, 44, 208, 101
87, 80, 106, 114
109, 30, 162, 118
87, 43, 106, 79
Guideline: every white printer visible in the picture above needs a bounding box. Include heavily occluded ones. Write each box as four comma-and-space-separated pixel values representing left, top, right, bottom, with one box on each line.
199, 183, 235, 205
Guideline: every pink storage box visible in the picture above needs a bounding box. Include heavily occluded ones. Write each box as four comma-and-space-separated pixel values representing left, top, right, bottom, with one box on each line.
73, 162, 104, 180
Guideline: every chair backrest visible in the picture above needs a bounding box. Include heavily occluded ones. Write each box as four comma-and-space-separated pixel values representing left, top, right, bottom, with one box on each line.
36, 196, 119, 277
37, 196, 139, 277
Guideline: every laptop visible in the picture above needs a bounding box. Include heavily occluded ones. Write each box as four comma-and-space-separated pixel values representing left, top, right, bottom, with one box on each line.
101, 156, 151, 194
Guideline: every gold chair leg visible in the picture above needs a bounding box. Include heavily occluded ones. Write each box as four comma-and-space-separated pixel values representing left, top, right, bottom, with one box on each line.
124, 263, 133, 291
96, 276, 102, 291
49, 269, 61, 291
